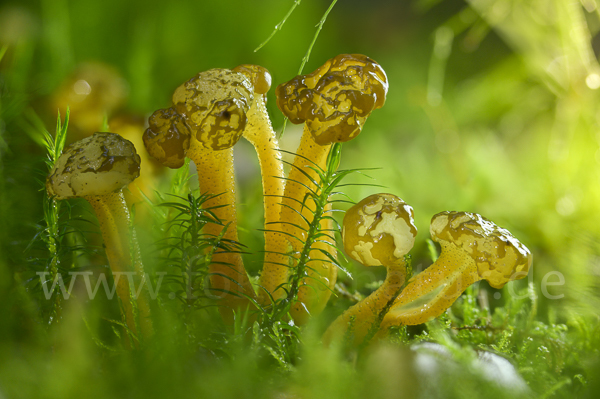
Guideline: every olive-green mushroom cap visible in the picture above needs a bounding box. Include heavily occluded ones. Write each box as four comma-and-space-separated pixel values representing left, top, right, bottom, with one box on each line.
143, 107, 191, 169
343, 193, 417, 267
172, 68, 253, 150
430, 211, 532, 289
233, 64, 272, 95
46, 132, 141, 199
275, 54, 388, 145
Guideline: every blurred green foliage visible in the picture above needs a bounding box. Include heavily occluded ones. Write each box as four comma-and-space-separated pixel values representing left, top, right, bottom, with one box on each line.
1, 0, 600, 398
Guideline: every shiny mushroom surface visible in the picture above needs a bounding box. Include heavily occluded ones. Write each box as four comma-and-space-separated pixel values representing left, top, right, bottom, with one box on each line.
143, 107, 192, 169
274, 54, 389, 324
172, 69, 252, 150
378, 211, 532, 333
276, 53, 388, 145
323, 194, 417, 347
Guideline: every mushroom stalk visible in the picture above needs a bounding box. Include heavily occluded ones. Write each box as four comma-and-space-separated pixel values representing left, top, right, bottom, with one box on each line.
231, 65, 288, 305
185, 140, 255, 311
243, 96, 288, 304
251, 117, 336, 325
379, 246, 480, 329
243, 93, 285, 230
323, 258, 406, 347
288, 132, 339, 324
283, 125, 331, 230
322, 193, 416, 347
144, 69, 259, 319
275, 54, 389, 323
278, 126, 334, 308
85, 191, 154, 342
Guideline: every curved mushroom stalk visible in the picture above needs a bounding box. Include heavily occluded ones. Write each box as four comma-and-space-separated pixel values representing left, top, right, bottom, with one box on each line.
46, 132, 153, 346
378, 211, 532, 335
323, 194, 417, 347
232, 64, 288, 306
274, 54, 389, 323
143, 69, 257, 319
378, 245, 480, 328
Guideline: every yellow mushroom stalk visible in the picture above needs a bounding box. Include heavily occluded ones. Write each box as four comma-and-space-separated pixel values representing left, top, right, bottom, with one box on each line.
274, 54, 389, 323
323, 194, 417, 348
232, 64, 287, 306
46, 132, 153, 346
377, 211, 532, 336
143, 69, 257, 319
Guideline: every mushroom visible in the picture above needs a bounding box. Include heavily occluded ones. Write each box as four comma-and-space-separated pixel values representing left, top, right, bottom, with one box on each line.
274, 54, 389, 323
377, 211, 532, 334
143, 69, 257, 315
231, 64, 288, 306
51, 62, 128, 138
46, 132, 153, 345
322, 194, 417, 347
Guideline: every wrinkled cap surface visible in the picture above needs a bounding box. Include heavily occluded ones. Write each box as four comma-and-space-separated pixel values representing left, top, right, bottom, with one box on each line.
143, 107, 191, 169
46, 132, 140, 199
275, 54, 388, 145
343, 193, 417, 267
172, 68, 253, 150
430, 211, 532, 288
233, 64, 272, 95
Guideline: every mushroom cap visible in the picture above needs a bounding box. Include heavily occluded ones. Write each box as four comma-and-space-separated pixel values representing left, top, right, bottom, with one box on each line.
430, 211, 532, 289
342, 193, 417, 267
172, 68, 253, 150
275, 54, 388, 145
233, 64, 272, 95
143, 107, 192, 169
46, 132, 141, 199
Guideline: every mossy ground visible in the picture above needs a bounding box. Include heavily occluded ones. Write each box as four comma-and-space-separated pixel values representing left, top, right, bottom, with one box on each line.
1, 1, 600, 398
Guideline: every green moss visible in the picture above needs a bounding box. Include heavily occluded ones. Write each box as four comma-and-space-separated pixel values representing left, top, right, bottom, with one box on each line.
1, 0, 599, 398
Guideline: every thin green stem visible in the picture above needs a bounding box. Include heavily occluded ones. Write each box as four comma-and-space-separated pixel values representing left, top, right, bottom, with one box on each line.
278, 0, 339, 138
0, 45, 7, 62
282, 143, 344, 318
43, 195, 61, 325
297, 0, 338, 75
254, 0, 302, 52
41, 109, 70, 326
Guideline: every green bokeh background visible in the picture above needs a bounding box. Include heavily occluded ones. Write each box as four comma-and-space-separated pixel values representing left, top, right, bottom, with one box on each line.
1, 0, 600, 398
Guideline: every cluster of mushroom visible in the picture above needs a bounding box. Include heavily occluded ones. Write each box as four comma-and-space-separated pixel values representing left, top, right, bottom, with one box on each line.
323, 193, 532, 347
45, 53, 532, 348
140, 54, 389, 323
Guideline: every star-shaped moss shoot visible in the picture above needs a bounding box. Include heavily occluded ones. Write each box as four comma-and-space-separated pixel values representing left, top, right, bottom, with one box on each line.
142, 69, 257, 320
